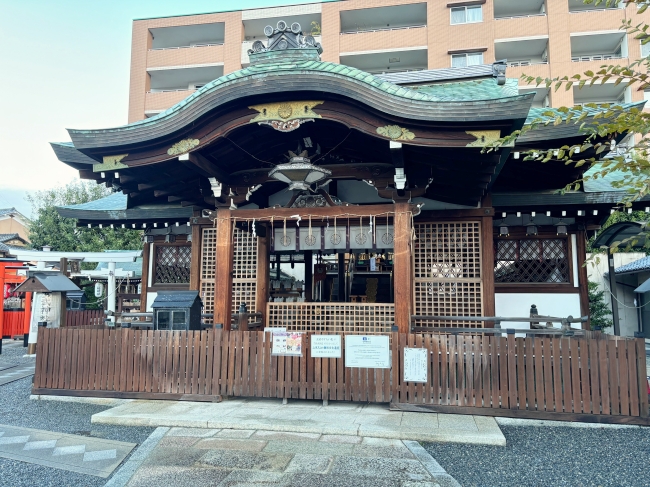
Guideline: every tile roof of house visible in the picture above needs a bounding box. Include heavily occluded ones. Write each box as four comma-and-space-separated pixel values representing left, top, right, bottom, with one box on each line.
616, 256, 650, 274
0, 208, 18, 217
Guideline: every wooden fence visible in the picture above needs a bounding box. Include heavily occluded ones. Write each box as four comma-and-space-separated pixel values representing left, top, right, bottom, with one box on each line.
32, 328, 650, 424
65, 310, 104, 328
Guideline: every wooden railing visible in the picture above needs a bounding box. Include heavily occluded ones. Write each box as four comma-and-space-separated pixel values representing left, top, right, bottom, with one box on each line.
266, 302, 395, 333
1, 310, 26, 337
65, 310, 104, 328
32, 329, 649, 424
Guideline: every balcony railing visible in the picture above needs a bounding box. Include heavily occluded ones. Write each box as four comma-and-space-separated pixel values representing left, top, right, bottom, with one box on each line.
149, 42, 224, 51
507, 60, 548, 67
569, 7, 622, 13
494, 13, 546, 20
340, 24, 426, 35
147, 88, 196, 94
571, 54, 622, 62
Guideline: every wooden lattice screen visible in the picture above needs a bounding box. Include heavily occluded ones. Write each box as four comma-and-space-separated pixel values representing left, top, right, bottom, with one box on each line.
232, 228, 258, 313
200, 227, 217, 324
413, 222, 483, 328
267, 303, 395, 333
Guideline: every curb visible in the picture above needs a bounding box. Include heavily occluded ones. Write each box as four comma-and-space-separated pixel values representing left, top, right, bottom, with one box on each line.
104, 426, 169, 487
403, 440, 462, 487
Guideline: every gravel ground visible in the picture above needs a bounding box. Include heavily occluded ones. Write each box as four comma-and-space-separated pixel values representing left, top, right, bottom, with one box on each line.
0, 339, 155, 487
424, 424, 650, 487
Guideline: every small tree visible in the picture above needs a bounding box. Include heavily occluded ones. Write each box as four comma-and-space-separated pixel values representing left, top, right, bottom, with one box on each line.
588, 281, 614, 330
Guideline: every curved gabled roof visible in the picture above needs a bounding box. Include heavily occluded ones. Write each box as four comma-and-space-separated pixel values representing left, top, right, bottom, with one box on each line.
68, 55, 534, 151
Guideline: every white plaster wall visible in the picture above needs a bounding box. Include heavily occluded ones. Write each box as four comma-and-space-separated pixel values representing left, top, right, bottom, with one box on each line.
146, 292, 157, 312
586, 252, 645, 336
495, 293, 581, 330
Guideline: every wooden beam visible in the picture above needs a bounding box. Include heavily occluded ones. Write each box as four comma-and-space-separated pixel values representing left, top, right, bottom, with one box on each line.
232, 204, 405, 221
214, 209, 234, 329
256, 232, 270, 324
393, 202, 413, 334
189, 224, 202, 291
140, 243, 150, 312
180, 153, 231, 182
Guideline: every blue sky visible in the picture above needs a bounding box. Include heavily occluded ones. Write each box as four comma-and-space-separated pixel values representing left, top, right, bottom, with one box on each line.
0, 0, 330, 217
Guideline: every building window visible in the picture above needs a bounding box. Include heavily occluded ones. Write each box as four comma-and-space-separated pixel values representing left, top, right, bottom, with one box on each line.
641, 41, 650, 58
494, 238, 570, 284
451, 52, 484, 68
154, 245, 191, 284
450, 6, 482, 24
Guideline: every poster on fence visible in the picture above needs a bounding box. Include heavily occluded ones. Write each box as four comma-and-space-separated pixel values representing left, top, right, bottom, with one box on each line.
311, 335, 341, 358
403, 347, 428, 383
345, 335, 390, 368
272, 332, 303, 356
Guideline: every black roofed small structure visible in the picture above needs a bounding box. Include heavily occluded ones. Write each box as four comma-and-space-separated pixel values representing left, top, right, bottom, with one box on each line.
15, 272, 81, 294
151, 291, 202, 331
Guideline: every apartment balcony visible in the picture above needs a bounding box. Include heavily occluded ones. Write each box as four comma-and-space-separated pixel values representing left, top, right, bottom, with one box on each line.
339, 48, 428, 75
495, 37, 549, 68
569, 6, 628, 33
339, 26, 427, 58
494, 13, 548, 39
148, 65, 224, 94
149, 23, 225, 50
570, 31, 626, 63
568, 0, 624, 13
241, 36, 322, 65
145, 90, 195, 113
494, 0, 545, 20
573, 83, 629, 106
339, 3, 427, 34
518, 86, 550, 108
506, 63, 551, 83
147, 44, 225, 69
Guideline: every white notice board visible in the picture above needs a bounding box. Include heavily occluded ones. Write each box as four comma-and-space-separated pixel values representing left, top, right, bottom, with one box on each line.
345, 335, 390, 369
403, 347, 428, 383
311, 335, 341, 358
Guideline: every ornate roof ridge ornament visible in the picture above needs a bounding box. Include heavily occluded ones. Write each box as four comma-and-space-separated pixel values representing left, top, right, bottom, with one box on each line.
248, 20, 322, 56
492, 60, 507, 86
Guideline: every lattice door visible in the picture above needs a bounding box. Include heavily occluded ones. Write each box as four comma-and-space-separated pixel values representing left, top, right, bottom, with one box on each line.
200, 227, 217, 324
232, 228, 258, 313
413, 222, 483, 328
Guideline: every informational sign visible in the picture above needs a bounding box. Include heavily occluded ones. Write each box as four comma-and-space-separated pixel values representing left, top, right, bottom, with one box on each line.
370, 257, 376, 271
264, 327, 287, 334
345, 335, 390, 368
311, 335, 341, 358
272, 332, 303, 356
403, 347, 428, 383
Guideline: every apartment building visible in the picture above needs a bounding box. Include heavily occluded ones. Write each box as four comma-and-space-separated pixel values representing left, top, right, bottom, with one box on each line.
128, 0, 650, 123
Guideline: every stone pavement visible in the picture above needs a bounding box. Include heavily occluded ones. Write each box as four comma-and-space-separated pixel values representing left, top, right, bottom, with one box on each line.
0, 424, 136, 478
0, 363, 35, 386
91, 398, 505, 446
121, 426, 461, 486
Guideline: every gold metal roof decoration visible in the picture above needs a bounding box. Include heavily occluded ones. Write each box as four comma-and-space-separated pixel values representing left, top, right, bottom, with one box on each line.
376, 125, 415, 141
249, 101, 323, 133
465, 130, 501, 147
167, 138, 200, 156
92, 154, 128, 173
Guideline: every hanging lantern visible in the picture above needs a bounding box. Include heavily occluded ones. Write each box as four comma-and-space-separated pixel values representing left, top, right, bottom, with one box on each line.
498, 219, 509, 237
94, 282, 104, 298
555, 220, 568, 236
268, 152, 331, 191
526, 223, 538, 236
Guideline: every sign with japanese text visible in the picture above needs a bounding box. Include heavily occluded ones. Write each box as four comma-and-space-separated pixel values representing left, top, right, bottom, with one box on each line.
345, 335, 390, 368
311, 335, 341, 358
403, 347, 428, 383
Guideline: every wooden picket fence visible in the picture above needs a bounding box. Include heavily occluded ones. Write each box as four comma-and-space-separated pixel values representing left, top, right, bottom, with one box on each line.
65, 310, 104, 328
32, 328, 650, 424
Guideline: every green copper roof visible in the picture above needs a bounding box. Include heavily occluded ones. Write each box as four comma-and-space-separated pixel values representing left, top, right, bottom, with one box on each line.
78, 59, 526, 134
411, 78, 519, 102
59, 192, 127, 212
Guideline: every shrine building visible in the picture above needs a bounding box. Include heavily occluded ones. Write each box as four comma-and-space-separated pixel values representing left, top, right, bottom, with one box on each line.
51, 22, 644, 334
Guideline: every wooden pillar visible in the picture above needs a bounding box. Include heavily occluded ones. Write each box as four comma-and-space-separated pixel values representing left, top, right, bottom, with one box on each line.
59, 258, 68, 327
22, 292, 32, 336
189, 223, 201, 291
481, 214, 495, 327
576, 230, 590, 330
393, 202, 413, 334
214, 209, 234, 329
337, 253, 345, 302
0, 265, 5, 340
256, 232, 270, 324
304, 250, 313, 302
140, 242, 150, 312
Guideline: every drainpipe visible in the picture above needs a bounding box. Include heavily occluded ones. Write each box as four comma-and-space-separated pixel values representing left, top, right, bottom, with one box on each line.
608, 254, 621, 335
107, 262, 116, 322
